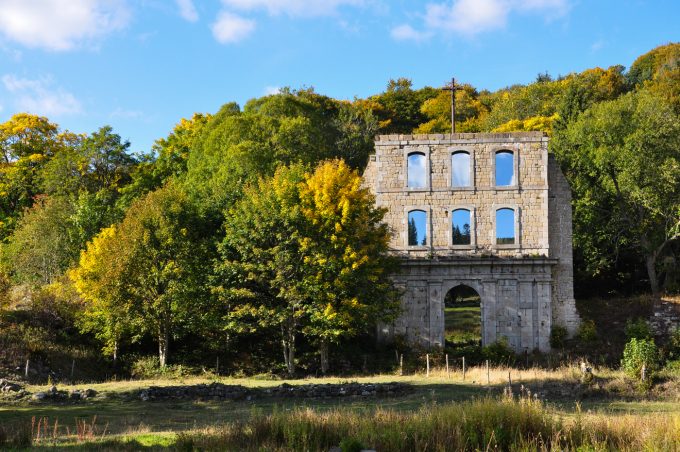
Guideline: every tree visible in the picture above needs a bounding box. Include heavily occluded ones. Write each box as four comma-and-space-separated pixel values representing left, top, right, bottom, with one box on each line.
369, 78, 438, 133
69, 226, 132, 362
296, 160, 400, 372
553, 89, 680, 295
0, 114, 78, 238
218, 160, 399, 374
71, 183, 212, 366
1, 195, 78, 285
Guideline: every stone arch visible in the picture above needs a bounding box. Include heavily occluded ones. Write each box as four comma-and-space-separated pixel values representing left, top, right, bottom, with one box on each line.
441, 282, 485, 348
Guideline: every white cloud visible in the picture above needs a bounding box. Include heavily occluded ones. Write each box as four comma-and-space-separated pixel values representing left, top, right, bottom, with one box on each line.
591, 39, 605, 52
176, 0, 199, 22
220, 0, 365, 17
211, 11, 256, 44
2, 75, 82, 116
394, 0, 570, 41
391, 24, 431, 42
264, 86, 281, 95
0, 0, 130, 51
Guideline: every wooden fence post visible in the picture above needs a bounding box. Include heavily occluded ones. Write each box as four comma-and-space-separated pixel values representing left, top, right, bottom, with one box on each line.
462, 356, 466, 381
399, 354, 404, 376
426, 354, 430, 377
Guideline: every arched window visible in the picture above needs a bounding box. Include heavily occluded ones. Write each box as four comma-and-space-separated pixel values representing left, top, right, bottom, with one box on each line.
452, 209, 471, 245
495, 150, 515, 186
451, 151, 471, 187
408, 210, 427, 246
407, 152, 426, 188
496, 208, 515, 245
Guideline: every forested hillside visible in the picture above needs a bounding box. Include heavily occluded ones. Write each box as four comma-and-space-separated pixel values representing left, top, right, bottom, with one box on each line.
0, 43, 678, 379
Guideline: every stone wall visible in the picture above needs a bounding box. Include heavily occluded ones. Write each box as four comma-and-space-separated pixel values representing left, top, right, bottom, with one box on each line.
365, 132, 580, 352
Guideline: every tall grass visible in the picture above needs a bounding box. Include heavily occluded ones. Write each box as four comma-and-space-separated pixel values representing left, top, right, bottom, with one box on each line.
175, 395, 680, 451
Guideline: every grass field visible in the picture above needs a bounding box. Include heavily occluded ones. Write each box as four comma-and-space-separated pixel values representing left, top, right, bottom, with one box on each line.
1, 365, 679, 450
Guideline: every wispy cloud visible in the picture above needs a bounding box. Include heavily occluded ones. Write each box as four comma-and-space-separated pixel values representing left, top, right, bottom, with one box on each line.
211, 11, 256, 44
590, 39, 605, 53
391, 24, 431, 42
220, 0, 366, 17
392, 0, 570, 42
0, 0, 131, 51
2, 74, 82, 116
263, 86, 281, 95
176, 0, 199, 22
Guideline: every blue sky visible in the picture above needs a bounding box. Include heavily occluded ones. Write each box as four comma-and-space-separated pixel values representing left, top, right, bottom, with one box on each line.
0, 0, 678, 155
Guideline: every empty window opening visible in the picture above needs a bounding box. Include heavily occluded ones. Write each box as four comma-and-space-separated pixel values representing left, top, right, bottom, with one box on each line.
452, 209, 471, 245
496, 208, 515, 245
495, 150, 515, 186
407, 152, 426, 188
444, 285, 481, 348
451, 151, 471, 187
408, 210, 427, 246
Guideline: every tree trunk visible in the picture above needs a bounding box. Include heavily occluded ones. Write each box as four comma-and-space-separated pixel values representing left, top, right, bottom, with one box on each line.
282, 325, 296, 376
645, 254, 660, 297
112, 340, 118, 367
158, 327, 169, 368
320, 340, 329, 374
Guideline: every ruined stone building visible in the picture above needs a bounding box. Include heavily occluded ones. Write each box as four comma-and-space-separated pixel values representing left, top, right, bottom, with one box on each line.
363, 132, 580, 352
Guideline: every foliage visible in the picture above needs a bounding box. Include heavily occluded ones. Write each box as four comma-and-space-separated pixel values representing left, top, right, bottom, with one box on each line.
624, 318, 652, 340
71, 183, 213, 366
218, 160, 399, 374
549, 325, 568, 349
552, 88, 680, 294
1, 196, 77, 285
621, 338, 660, 381
366, 78, 438, 133
482, 338, 516, 364
576, 319, 598, 342
130, 356, 191, 379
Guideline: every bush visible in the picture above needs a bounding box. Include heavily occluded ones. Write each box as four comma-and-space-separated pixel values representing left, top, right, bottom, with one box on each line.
665, 327, 680, 361
576, 319, 597, 342
550, 325, 568, 348
130, 356, 191, 379
621, 338, 660, 381
624, 318, 652, 340
482, 338, 516, 364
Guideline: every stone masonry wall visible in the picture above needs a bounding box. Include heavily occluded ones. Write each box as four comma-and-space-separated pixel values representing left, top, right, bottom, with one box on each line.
548, 155, 581, 335
368, 133, 550, 257
365, 132, 580, 352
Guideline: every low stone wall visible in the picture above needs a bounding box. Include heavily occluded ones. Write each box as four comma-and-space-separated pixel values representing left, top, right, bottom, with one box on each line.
139, 382, 413, 401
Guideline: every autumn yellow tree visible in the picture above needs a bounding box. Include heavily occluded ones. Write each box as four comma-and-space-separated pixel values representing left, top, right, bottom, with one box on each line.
218, 160, 399, 375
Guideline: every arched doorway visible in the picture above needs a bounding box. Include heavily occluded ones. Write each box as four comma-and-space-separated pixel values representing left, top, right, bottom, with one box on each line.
444, 285, 482, 348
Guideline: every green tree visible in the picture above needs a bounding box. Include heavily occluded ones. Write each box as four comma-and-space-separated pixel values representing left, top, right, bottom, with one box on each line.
218, 160, 399, 374
71, 183, 212, 366
369, 78, 438, 133
553, 89, 680, 295
1, 195, 77, 285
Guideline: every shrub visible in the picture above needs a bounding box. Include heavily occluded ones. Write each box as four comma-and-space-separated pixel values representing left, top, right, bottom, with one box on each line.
130, 356, 191, 379
665, 327, 680, 361
576, 319, 597, 342
621, 338, 660, 381
624, 318, 652, 340
550, 325, 568, 348
482, 338, 516, 365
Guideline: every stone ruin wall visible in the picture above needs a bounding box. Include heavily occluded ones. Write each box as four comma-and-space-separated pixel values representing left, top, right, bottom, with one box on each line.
363, 132, 581, 352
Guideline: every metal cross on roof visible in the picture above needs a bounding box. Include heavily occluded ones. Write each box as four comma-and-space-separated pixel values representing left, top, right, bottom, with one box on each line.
442, 77, 464, 134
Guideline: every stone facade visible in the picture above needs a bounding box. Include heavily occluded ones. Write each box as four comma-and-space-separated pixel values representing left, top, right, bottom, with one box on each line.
363, 132, 580, 352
